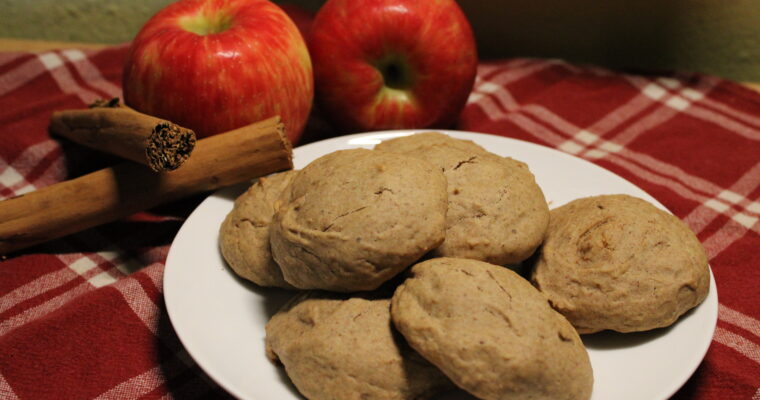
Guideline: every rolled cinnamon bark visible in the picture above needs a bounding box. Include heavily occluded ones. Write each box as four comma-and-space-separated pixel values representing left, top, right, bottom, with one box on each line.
50, 99, 196, 172
0, 116, 292, 254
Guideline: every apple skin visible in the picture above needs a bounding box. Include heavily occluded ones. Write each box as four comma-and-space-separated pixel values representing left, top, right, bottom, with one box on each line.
123, 0, 313, 143
309, 0, 478, 133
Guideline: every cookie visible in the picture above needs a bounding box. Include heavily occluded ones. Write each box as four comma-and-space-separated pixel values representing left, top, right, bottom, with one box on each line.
375, 131, 491, 156
531, 194, 710, 334
270, 148, 448, 292
391, 258, 593, 400
265, 291, 453, 400
376, 134, 549, 265
219, 170, 296, 289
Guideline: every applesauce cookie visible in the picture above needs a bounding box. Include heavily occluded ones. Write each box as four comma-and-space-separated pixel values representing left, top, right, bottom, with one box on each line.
219, 170, 297, 289
265, 291, 453, 400
531, 194, 710, 334
391, 258, 593, 400
270, 149, 448, 292
376, 134, 549, 265
375, 131, 491, 156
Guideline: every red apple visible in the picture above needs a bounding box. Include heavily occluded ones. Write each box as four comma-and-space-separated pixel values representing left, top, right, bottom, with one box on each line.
123, 0, 313, 144
308, 0, 477, 133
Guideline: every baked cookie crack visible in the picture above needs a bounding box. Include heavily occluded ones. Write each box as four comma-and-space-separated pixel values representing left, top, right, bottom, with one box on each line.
323, 206, 369, 232
453, 156, 478, 170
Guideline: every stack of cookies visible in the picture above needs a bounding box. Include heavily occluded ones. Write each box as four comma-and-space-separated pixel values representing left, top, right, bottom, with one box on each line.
218, 132, 710, 400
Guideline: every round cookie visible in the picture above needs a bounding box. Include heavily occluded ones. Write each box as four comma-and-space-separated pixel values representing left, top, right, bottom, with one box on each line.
219, 170, 296, 289
391, 258, 593, 400
270, 148, 448, 292
375, 131, 491, 156
531, 194, 710, 334
265, 292, 453, 400
377, 135, 549, 265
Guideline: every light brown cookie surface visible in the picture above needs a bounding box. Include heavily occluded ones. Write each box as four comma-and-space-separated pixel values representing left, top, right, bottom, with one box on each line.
531, 194, 710, 334
377, 134, 549, 265
219, 170, 296, 289
375, 131, 491, 156
391, 258, 593, 400
265, 292, 453, 400
270, 148, 448, 292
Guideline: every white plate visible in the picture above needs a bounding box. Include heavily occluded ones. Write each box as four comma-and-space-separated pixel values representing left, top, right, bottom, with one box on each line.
164, 130, 718, 400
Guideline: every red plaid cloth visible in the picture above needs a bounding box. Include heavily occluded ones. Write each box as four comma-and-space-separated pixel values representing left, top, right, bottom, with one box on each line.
0, 45, 758, 399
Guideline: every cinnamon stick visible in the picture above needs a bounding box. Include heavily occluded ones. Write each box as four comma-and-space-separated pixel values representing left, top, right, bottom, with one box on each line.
0, 116, 292, 255
50, 99, 196, 172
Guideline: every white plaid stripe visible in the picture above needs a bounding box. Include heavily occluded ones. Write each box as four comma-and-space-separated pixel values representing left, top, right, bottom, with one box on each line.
476, 58, 534, 78
0, 281, 91, 337
716, 178, 760, 225
584, 92, 654, 139
0, 47, 123, 106
474, 67, 669, 162
687, 104, 760, 141
700, 95, 760, 129
17, 255, 215, 398
607, 103, 678, 146
599, 153, 716, 210
470, 90, 567, 146
713, 326, 760, 365
92, 265, 210, 399
0, 267, 79, 315
657, 77, 681, 90
481, 58, 558, 86
0, 214, 175, 333
142, 250, 169, 288
720, 304, 760, 339
0, 140, 63, 200
0, 266, 153, 338
87, 270, 118, 288
61, 49, 122, 99
0, 372, 20, 400
613, 151, 758, 221
0, 243, 106, 323
754, 388, 760, 400
112, 272, 162, 335
468, 59, 560, 105
0, 164, 24, 188
0, 247, 153, 337
37, 51, 101, 105
63, 251, 120, 288
93, 353, 215, 400
112, 264, 191, 355
627, 75, 760, 141
686, 162, 760, 255
475, 64, 502, 78
702, 217, 760, 258
16, 141, 67, 192
524, 104, 582, 138
641, 82, 668, 100
0, 56, 47, 97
